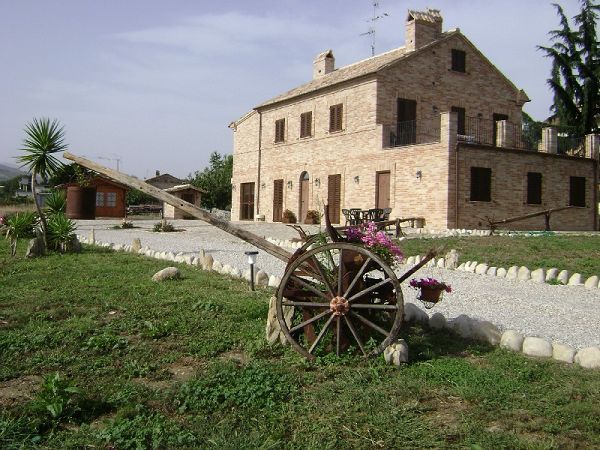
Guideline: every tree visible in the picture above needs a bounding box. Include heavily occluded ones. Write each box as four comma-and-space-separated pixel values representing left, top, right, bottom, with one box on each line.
188, 152, 233, 210
538, 0, 600, 135
17, 118, 67, 246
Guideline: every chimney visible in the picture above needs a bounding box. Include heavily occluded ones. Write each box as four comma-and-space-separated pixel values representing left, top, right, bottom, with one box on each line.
405, 8, 443, 52
155, 170, 160, 176
313, 50, 335, 79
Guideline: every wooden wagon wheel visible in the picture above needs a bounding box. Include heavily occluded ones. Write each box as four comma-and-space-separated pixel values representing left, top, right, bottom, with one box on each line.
276, 242, 403, 360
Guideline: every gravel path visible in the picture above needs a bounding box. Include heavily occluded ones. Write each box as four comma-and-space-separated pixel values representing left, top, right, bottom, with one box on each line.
76, 219, 600, 350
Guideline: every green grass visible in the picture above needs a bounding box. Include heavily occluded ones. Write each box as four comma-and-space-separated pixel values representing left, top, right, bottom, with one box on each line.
0, 239, 599, 449
401, 234, 600, 279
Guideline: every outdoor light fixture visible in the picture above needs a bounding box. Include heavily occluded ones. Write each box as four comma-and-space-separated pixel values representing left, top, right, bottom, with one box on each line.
287, 180, 293, 189
416, 170, 422, 180
244, 251, 259, 291
260, 182, 266, 188
354, 175, 360, 184
432, 105, 439, 113
314, 178, 320, 187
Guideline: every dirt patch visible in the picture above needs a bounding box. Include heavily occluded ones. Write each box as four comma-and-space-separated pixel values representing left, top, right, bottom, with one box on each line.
423, 395, 470, 429
219, 350, 249, 367
0, 375, 42, 407
166, 357, 203, 382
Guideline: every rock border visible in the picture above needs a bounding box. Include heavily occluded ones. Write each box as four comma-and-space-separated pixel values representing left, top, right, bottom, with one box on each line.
77, 233, 599, 370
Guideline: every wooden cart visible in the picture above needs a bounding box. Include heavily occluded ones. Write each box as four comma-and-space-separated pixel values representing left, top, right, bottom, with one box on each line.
64, 152, 436, 360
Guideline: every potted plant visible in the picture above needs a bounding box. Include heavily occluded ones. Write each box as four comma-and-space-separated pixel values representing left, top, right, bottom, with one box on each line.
282, 209, 297, 224
304, 209, 321, 224
345, 221, 404, 268
409, 277, 451, 308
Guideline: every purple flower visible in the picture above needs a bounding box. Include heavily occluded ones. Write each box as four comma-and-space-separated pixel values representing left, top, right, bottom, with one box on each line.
409, 277, 452, 292
345, 221, 404, 265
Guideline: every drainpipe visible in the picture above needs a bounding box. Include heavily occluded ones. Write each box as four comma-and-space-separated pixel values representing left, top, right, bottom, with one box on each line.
257, 111, 262, 215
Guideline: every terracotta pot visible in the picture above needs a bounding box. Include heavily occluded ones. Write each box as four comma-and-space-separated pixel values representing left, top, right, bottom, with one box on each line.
418, 286, 445, 303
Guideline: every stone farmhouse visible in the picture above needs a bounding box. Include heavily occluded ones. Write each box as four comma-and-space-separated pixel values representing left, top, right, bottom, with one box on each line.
229, 8, 598, 231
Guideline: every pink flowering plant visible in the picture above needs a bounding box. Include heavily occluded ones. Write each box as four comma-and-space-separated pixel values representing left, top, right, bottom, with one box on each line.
409, 277, 452, 293
345, 221, 404, 267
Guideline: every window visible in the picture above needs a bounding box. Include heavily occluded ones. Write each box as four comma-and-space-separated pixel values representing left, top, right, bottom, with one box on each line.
451, 49, 466, 72
106, 192, 117, 208
329, 103, 343, 132
300, 111, 312, 138
451, 106, 466, 135
470, 167, 491, 202
569, 176, 586, 207
526, 172, 542, 205
274, 118, 285, 143
96, 192, 104, 207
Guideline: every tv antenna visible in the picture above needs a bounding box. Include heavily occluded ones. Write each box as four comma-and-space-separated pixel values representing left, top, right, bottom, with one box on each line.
360, 1, 389, 57
97, 154, 122, 172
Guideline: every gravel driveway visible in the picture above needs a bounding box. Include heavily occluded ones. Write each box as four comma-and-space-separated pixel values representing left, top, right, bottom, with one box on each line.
76, 219, 600, 350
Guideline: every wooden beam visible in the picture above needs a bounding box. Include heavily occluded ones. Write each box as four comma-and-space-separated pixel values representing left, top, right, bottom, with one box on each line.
63, 152, 293, 262
488, 206, 574, 227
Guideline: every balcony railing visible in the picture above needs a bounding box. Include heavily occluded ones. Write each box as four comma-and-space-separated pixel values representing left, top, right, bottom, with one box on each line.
385, 117, 440, 147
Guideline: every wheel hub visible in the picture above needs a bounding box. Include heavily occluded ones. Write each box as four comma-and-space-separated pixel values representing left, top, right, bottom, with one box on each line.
329, 296, 350, 316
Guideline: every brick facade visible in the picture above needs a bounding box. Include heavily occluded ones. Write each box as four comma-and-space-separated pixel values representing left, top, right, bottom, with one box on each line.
230, 9, 598, 231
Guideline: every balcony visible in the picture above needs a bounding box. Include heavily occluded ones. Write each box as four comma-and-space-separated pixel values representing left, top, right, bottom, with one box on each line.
384, 116, 441, 147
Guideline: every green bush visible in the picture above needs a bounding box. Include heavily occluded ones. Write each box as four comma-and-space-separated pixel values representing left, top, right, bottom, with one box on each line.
153, 221, 175, 232
46, 213, 77, 252
3, 211, 37, 255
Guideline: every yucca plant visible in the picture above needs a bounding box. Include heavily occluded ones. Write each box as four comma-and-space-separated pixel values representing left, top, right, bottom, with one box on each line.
4, 212, 38, 256
17, 118, 67, 249
47, 213, 77, 253
44, 190, 67, 217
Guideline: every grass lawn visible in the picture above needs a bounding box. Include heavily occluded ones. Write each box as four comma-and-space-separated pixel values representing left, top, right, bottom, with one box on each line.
1, 240, 599, 449
400, 234, 600, 279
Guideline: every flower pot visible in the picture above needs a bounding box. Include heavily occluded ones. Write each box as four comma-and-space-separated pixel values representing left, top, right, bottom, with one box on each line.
418, 286, 445, 303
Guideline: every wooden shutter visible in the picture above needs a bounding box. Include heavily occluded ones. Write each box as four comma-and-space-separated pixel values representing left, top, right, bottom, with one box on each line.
327, 174, 341, 224
376, 171, 390, 209
300, 112, 312, 138
451, 49, 466, 72
273, 179, 283, 222
470, 167, 491, 202
275, 119, 285, 143
329, 104, 343, 132
569, 176, 586, 207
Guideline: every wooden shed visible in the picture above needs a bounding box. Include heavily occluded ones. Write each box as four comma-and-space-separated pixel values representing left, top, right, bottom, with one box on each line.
163, 184, 205, 219
64, 177, 128, 218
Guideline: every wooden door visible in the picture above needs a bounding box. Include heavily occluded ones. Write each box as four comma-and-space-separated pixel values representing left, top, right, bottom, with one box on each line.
240, 182, 255, 220
376, 171, 390, 209
273, 179, 283, 222
299, 173, 309, 223
327, 174, 341, 224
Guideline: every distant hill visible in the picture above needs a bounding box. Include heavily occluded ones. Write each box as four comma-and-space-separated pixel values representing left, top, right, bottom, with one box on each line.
0, 163, 25, 181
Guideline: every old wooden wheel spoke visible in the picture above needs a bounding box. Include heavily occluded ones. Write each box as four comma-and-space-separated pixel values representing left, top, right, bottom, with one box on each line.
289, 310, 332, 334
309, 254, 336, 297
289, 275, 330, 301
351, 303, 398, 311
282, 300, 330, 308
308, 314, 335, 355
348, 311, 390, 337
342, 256, 372, 299
347, 278, 393, 303
343, 315, 367, 356
337, 248, 344, 296
336, 316, 341, 356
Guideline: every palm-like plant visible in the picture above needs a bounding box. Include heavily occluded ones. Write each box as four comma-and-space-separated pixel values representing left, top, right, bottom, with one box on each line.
17, 118, 67, 247
538, 1, 599, 135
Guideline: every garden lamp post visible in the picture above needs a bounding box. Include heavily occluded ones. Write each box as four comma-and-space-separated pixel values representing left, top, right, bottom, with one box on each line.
244, 251, 259, 291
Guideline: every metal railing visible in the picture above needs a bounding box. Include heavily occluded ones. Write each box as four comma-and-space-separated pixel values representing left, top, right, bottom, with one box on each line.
458, 116, 495, 146
385, 117, 440, 147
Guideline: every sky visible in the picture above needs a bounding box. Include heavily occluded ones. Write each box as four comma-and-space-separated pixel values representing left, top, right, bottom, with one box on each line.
0, 0, 585, 179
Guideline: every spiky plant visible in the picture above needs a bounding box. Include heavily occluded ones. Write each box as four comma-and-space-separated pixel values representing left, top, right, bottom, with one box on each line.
46, 213, 77, 252
17, 118, 67, 248
4, 212, 37, 256
44, 190, 67, 217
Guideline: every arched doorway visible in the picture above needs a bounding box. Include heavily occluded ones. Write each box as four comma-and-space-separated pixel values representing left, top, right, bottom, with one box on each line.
299, 171, 309, 223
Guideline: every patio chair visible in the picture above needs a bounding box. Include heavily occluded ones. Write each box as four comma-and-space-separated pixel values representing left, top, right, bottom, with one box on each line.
369, 208, 384, 222
342, 209, 351, 226
382, 208, 392, 221
349, 208, 362, 226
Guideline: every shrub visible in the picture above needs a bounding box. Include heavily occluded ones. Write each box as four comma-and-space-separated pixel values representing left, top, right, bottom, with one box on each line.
153, 220, 175, 232
3, 211, 38, 256
44, 190, 66, 216
282, 209, 297, 224
304, 209, 321, 224
33, 372, 83, 423
46, 213, 77, 252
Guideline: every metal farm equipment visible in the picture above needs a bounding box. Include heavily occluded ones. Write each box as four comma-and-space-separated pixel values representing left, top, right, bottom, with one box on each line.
64, 152, 437, 360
